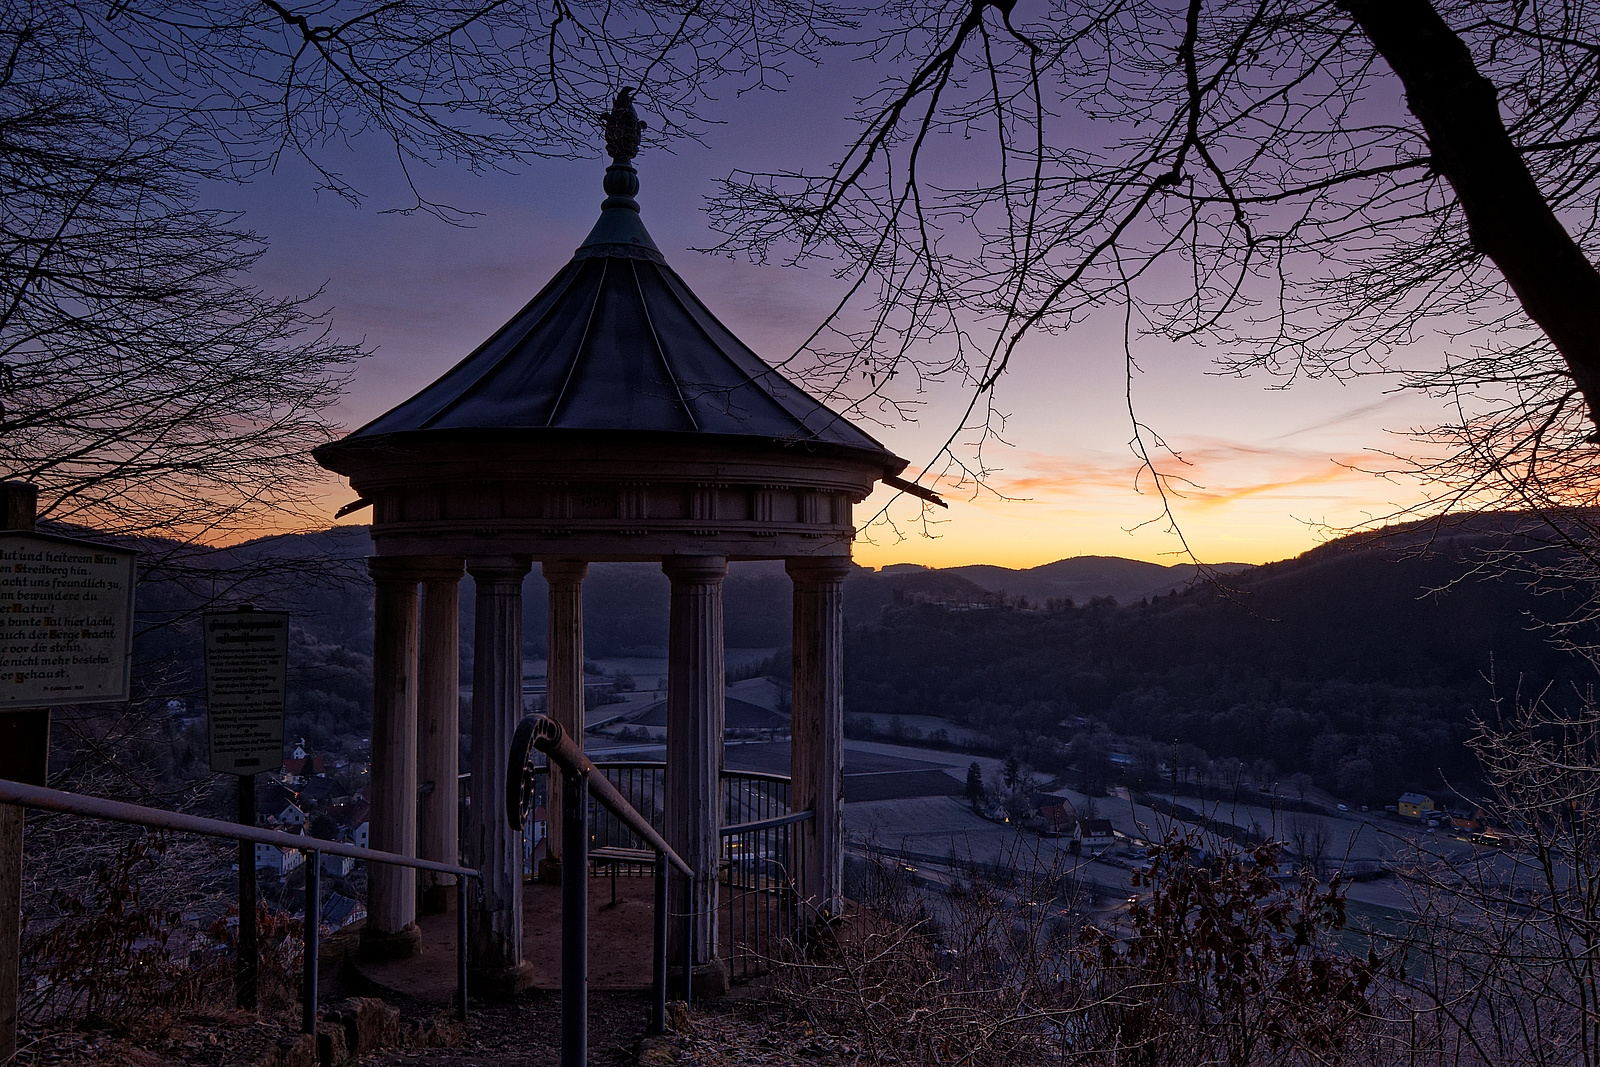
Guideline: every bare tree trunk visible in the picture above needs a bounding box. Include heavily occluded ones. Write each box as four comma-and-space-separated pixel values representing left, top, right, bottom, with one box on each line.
1342, 0, 1600, 430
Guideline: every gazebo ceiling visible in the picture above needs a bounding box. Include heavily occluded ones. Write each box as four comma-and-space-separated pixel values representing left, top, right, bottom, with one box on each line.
315, 90, 941, 561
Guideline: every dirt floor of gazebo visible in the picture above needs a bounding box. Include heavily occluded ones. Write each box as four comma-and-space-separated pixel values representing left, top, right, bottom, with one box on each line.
349, 875, 701, 1002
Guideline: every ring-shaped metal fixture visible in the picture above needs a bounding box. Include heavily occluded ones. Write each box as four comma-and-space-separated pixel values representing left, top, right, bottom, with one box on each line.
507, 714, 541, 831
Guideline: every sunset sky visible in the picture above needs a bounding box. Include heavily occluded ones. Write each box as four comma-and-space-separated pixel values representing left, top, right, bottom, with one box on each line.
222, 69, 1452, 571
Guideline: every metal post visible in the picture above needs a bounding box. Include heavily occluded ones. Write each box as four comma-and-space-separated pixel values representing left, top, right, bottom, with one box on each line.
237, 773, 258, 1010
457, 880, 470, 1021
560, 769, 588, 1067
303, 852, 320, 1034
684, 872, 695, 1011
651, 855, 668, 1034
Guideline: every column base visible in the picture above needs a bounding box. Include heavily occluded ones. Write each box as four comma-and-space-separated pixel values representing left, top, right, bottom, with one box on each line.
667, 959, 729, 1001
419, 882, 456, 915
468, 959, 536, 1001
536, 857, 562, 885
359, 923, 422, 962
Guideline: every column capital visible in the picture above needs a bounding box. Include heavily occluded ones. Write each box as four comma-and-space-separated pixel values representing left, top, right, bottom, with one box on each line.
407, 556, 467, 583
367, 556, 423, 584
662, 554, 727, 584
785, 555, 853, 584
466, 555, 532, 584
541, 559, 589, 584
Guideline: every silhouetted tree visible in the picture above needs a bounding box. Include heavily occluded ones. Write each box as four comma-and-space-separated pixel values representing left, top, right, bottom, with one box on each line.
964, 761, 985, 811
707, 2, 1600, 532
1002, 753, 1022, 791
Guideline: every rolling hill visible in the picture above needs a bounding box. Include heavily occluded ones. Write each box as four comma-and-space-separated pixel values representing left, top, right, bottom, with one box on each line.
106, 511, 1600, 801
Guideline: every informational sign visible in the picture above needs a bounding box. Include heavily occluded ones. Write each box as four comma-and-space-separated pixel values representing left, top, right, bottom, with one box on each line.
0, 532, 136, 710
204, 610, 289, 775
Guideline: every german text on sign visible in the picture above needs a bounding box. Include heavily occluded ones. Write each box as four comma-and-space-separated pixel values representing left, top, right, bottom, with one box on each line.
205, 611, 289, 775
0, 532, 136, 710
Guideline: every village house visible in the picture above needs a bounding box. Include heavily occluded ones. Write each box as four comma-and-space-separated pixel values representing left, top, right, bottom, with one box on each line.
255, 825, 306, 876
321, 894, 366, 932
320, 852, 355, 878
283, 755, 327, 786
1029, 793, 1078, 837
1076, 818, 1116, 852
260, 779, 297, 817
1398, 792, 1436, 819
344, 797, 371, 849
297, 775, 349, 808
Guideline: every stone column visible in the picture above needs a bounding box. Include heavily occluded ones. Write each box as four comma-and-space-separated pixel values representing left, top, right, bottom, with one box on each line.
362, 558, 421, 959
662, 555, 727, 986
541, 559, 588, 875
465, 556, 534, 995
416, 557, 465, 914
788, 556, 850, 919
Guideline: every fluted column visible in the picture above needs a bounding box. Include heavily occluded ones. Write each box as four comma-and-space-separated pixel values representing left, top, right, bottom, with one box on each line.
662, 555, 727, 979
541, 559, 588, 874
416, 557, 465, 915
362, 558, 421, 959
465, 556, 533, 994
788, 556, 850, 919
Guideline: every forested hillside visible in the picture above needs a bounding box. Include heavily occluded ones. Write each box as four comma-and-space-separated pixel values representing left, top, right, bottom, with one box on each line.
845, 514, 1599, 803
104, 512, 1600, 803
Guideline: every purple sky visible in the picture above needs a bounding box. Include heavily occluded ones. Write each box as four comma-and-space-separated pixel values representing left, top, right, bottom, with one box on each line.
218, 64, 1449, 569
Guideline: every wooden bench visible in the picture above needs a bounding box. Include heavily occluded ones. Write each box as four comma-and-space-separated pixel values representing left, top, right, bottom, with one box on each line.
589, 846, 657, 906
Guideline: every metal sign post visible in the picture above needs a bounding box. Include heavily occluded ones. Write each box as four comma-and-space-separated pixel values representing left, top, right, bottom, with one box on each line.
0, 482, 137, 1061
203, 608, 288, 1010
560, 768, 589, 1067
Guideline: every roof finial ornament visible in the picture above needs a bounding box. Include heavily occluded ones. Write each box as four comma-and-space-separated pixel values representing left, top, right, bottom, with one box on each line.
603, 88, 645, 164
600, 88, 646, 209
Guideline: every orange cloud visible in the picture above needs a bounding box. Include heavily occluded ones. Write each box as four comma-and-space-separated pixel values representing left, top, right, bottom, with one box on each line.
859, 436, 1435, 569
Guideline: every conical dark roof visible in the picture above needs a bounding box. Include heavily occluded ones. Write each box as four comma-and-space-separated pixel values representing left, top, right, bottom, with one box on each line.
341, 109, 901, 470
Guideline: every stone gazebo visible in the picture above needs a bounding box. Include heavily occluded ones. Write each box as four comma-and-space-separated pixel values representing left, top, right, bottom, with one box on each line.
313, 91, 936, 993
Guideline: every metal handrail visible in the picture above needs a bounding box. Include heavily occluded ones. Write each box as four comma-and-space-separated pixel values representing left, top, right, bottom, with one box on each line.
718, 768, 793, 788
721, 810, 814, 836
0, 779, 476, 876
544, 760, 789, 786
510, 719, 691, 877
531, 758, 809, 985
0, 778, 479, 1030
507, 715, 694, 1058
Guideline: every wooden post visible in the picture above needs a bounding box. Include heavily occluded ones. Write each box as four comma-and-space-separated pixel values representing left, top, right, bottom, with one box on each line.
787, 557, 850, 919
541, 560, 587, 874
662, 555, 727, 993
416, 558, 464, 914
465, 557, 534, 996
362, 558, 421, 959
0, 481, 46, 1061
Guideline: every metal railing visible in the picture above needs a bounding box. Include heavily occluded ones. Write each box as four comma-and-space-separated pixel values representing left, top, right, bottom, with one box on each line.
586, 761, 666, 876
0, 778, 481, 1032
527, 760, 810, 980
507, 717, 694, 1067
720, 807, 812, 980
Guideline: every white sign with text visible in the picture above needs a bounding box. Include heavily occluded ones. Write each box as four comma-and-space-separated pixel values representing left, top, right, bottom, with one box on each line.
0, 532, 136, 710
204, 610, 289, 775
